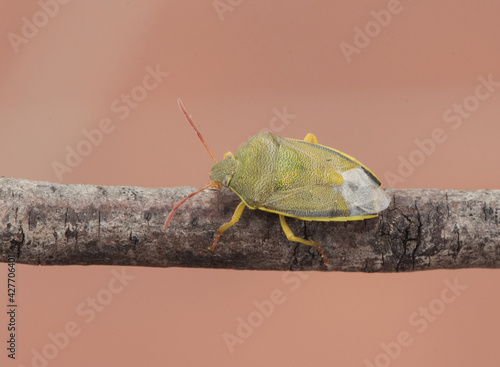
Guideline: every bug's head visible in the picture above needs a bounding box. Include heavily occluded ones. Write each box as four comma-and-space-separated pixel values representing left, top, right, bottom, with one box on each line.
210, 153, 239, 187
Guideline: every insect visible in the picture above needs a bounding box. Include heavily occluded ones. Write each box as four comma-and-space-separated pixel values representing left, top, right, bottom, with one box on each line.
164, 99, 390, 263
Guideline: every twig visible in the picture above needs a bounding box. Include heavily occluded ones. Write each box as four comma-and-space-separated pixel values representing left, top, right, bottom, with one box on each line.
0, 177, 499, 272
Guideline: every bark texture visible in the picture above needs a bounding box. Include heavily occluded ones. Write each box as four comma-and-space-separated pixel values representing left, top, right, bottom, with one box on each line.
0, 177, 499, 272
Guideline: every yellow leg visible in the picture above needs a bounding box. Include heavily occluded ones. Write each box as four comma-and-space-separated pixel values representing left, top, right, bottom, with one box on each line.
209, 201, 246, 251
279, 215, 328, 263
303, 133, 318, 144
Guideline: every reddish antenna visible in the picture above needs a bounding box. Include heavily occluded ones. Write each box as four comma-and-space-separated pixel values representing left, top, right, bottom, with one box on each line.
164, 182, 216, 230
164, 99, 221, 230
177, 98, 218, 163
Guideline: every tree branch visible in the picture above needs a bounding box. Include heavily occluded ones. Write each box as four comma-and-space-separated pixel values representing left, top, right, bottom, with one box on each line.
0, 177, 499, 272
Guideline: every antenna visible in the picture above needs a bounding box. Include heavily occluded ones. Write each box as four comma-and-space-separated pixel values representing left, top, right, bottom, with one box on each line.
164, 182, 216, 230
164, 99, 221, 231
177, 98, 218, 163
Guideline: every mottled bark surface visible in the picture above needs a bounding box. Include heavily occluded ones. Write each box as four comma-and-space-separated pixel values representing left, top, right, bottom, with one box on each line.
0, 177, 499, 272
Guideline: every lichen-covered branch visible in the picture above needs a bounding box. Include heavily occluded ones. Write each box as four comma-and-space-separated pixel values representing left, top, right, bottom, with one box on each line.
0, 177, 499, 272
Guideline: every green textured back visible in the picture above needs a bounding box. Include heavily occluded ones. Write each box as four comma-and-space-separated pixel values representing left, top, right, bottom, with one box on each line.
229, 132, 278, 208
228, 131, 358, 211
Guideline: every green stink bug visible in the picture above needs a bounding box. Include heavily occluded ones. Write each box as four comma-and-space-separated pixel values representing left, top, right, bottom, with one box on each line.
164, 99, 390, 263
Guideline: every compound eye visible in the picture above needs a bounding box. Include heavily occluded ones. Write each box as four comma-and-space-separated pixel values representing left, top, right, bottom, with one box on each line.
221, 175, 232, 187
223, 151, 234, 160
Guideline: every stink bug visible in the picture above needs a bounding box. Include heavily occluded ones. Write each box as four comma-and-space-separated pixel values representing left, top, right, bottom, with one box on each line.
164, 99, 390, 263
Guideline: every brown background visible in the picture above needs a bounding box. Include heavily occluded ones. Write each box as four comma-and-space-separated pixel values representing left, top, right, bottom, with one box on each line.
1, 0, 499, 366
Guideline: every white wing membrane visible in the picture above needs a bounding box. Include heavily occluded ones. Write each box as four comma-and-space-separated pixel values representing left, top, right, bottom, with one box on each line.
333, 167, 391, 216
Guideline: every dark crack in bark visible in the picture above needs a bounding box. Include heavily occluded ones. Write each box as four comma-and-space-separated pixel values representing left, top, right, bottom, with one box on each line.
411, 200, 423, 270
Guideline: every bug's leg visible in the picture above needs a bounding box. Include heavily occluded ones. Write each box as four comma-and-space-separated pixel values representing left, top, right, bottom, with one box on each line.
279, 215, 328, 263
303, 133, 318, 144
209, 201, 246, 251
